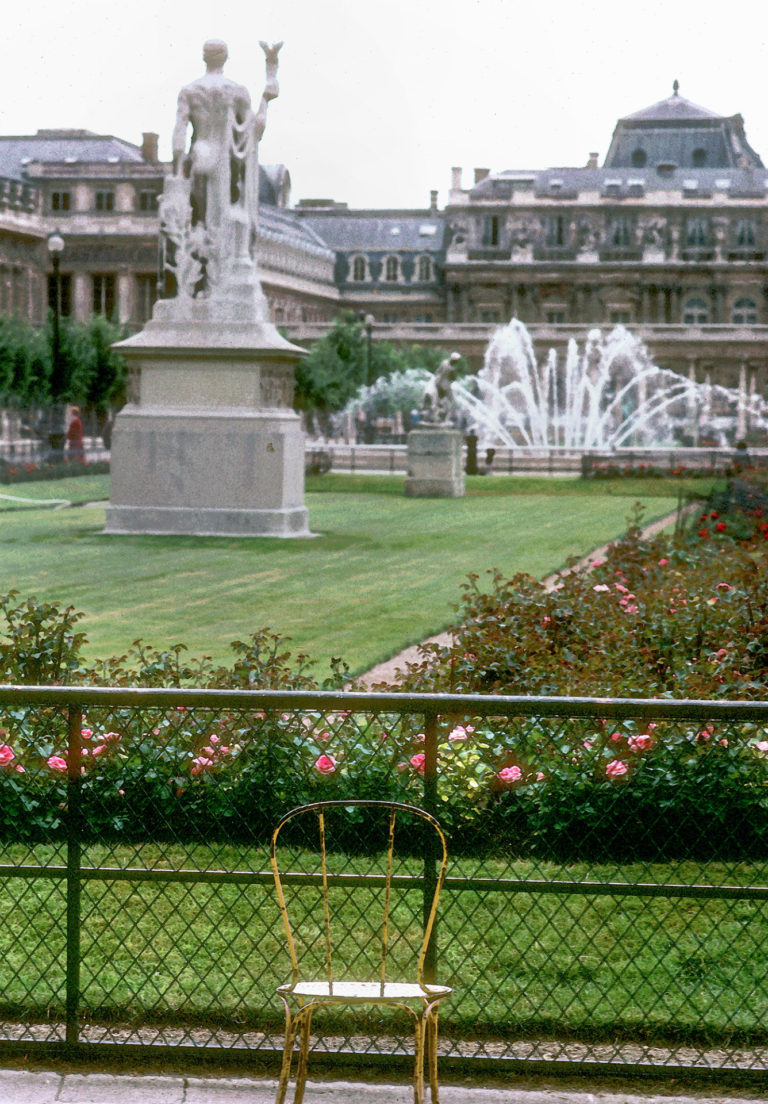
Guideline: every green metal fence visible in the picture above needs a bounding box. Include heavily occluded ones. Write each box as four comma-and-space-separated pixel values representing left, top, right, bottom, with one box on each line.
1, 684, 768, 1083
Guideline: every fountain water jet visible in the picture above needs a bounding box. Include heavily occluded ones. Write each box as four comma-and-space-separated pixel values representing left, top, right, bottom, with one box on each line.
454, 319, 768, 451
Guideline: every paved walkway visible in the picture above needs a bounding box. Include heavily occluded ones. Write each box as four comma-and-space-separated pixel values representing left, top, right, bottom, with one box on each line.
0, 1069, 764, 1104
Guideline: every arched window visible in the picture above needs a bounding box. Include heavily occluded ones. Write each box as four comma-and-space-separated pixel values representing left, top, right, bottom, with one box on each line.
631, 148, 647, 168
417, 255, 433, 282
682, 296, 709, 325
692, 148, 708, 167
351, 255, 368, 282
384, 255, 400, 282
732, 297, 758, 324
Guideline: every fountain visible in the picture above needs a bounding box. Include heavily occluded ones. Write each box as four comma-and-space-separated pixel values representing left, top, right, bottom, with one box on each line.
453, 319, 768, 452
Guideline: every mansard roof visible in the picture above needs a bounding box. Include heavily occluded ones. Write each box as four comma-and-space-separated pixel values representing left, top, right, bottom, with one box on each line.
296, 212, 446, 253
604, 84, 763, 170
0, 130, 148, 179
621, 86, 721, 123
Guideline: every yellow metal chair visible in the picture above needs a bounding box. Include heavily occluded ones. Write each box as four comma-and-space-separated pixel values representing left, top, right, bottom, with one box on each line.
270, 799, 452, 1104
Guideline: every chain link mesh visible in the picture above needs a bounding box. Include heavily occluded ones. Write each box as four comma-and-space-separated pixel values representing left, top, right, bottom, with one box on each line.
0, 688, 767, 1075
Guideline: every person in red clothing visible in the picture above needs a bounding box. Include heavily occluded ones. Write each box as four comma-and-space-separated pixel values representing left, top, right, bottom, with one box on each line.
66, 406, 85, 462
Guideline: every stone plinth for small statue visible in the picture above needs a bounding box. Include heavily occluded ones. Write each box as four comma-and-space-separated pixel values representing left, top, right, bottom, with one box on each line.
404, 351, 465, 497
404, 426, 465, 498
105, 39, 310, 538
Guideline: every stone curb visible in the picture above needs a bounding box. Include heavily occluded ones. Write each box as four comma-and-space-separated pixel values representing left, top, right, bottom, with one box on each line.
0, 1070, 764, 1104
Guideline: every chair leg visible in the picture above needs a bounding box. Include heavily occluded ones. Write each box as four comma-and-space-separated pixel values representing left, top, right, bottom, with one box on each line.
426, 1006, 440, 1104
274, 1007, 297, 1104
293, 1007, 314, 1104
412, 1016, 425, 1104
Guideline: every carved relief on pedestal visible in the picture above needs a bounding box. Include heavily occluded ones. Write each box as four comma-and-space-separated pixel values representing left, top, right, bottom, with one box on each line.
260, 365, 294, 408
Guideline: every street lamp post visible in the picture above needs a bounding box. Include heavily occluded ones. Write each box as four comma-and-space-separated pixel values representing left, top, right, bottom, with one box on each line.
364, 313, 375, 386
47, 230, 66, 458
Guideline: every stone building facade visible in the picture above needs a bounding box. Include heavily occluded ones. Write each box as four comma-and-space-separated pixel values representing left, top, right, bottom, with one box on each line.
0, 129, 337, 331
1, 86, 768, 418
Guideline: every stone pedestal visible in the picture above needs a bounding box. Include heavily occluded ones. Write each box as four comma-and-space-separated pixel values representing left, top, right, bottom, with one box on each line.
404, 426, 465, 498
104, 318, 311, 537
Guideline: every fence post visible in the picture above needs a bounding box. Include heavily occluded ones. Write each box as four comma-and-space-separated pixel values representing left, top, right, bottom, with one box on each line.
422, 711, 439, 984
65, 705, 83, 1048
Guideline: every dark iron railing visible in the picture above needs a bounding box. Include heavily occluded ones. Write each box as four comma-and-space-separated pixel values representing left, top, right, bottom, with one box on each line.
1, 685, 768, 1085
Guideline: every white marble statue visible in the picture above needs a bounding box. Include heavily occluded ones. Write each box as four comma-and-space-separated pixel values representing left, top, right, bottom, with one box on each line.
157, 38, 282, 319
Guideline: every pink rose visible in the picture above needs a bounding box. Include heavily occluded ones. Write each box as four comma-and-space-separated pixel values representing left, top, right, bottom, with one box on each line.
628, 734, 654, 752
47, 756, 68, 773
0, 745, 15, 767
91, 745, 107, 758
605, 759, 628, 778
315, 754, 337, 775
448, 725, 473, 741
658, 558, 669, 566
497, 765, 522, 783
190, 755, 214, 775
409, 753, 426, 774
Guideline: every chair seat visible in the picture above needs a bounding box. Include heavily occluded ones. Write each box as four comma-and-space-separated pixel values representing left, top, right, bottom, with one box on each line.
277, 979, 452, 1003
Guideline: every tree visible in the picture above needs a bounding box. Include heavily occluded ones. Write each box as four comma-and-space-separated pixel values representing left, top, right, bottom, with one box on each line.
294, 312, 454, 432
294, 312, 367, 421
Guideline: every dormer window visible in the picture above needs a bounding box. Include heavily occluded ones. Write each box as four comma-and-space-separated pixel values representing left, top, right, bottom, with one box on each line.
350, 255, 368, 282
692, 148, 708, 167
631, 148, 647, 168
383, 255, 400, 282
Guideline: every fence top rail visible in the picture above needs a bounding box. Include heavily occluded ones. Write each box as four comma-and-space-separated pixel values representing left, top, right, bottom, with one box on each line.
0, 684, 767, 721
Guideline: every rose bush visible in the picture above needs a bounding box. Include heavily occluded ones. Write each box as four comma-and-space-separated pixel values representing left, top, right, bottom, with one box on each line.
3, 474, 768, 860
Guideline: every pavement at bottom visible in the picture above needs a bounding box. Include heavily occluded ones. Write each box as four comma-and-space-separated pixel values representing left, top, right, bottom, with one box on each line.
0, 1069, 766, 1104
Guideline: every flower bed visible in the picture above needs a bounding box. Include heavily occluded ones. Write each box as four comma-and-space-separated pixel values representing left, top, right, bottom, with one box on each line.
1, 474, 768, 862
0, 458, 109, 484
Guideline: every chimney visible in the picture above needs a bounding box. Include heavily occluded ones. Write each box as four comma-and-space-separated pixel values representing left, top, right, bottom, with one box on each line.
586, 151, 599, 169
429, 189, 438, 212
142, 132, 159, 163
474, 167, 490, 184
451, 166, 463, 191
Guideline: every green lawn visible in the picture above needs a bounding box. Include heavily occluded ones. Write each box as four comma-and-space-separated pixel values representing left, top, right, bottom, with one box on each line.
0, 473, 695, 677
1, 843, 764, 1044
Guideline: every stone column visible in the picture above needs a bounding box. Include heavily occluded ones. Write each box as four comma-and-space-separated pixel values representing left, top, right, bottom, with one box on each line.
737, 360, 748, 440
117, 272, 135, 326
73, 272, 90, 322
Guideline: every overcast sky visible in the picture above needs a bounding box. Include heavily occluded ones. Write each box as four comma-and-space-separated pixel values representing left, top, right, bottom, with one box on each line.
4, 0, 768, 210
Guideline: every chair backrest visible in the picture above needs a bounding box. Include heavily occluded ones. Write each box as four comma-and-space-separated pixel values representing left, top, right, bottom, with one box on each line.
270, 800, 448, 996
